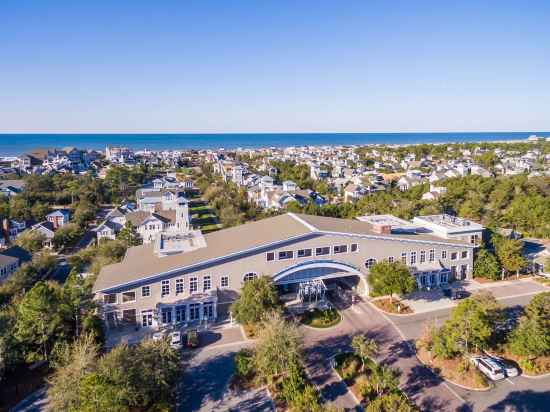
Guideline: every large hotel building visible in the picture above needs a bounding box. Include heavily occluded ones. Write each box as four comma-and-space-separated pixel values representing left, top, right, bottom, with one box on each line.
93, 213, 482, 343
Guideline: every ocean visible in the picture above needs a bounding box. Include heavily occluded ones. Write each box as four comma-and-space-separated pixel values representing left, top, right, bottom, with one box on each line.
0, 132, 548, 157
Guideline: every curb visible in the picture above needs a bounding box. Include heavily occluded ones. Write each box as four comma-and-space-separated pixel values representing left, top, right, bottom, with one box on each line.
415, 351, 492, 392
368, 300, 416, 317
329, 355, 361, 406
521, 371, 550, 379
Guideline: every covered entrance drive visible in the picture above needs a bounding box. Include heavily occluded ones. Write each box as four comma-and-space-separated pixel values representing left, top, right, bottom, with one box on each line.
273, 259, 367, 297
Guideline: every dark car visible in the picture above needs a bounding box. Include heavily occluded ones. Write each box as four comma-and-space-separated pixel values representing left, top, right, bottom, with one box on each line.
443, 288, 469, 300
451, 290, 470, 300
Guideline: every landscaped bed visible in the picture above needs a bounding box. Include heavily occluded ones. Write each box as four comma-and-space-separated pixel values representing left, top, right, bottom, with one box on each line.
372, 297, 413, 314
416, 346, 490, 390
474, 274, 533, 284
496, 350, 550, 376
300, 307, 341, 328
333, 352, 418, 410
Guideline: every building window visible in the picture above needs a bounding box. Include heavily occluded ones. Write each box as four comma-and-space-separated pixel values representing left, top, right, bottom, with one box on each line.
278, 250, 294, 260
104, 293, 117, 304
175, 305, 186, 323
141, 286, 151, 297
350, 243, 359, 252
420, 250, 426, 263
410, 252, 417, 265
161, 280, 170, 297
365, 258, 377, 269
122, 291, 136, 303
175, 278, 184, 295
141, 310, 153, 327
221, 276, 229, 288
189, 277, 198, 293
401, 252, 407, 264
429, 249, 435, 262
451, 266, 457, 276
316, 246, 330, 256
333, 245, 348, 254
461, 250, 468, 259
266, 252, 275, 261
297, 248, 312, 258
161, 308, 172, 324
243, 272, 257, 282
388, 256, 395, 263
203, 275, 212, 291
441, 250, 447, 259
451, 252, 458, 261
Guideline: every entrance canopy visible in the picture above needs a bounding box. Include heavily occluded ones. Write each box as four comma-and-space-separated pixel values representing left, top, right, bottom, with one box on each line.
273, 259, 363, 285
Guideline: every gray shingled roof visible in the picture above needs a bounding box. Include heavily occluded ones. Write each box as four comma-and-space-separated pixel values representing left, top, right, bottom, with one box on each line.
93, 213, 473, 293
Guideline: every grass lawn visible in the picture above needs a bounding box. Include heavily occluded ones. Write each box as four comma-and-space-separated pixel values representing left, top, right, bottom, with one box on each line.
300, 308, 341, 328
416, 346, 490, 389
372, 297, 413, 314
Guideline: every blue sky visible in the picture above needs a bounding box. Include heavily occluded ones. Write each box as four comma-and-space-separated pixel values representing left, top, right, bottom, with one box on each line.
1, 0, 549, 133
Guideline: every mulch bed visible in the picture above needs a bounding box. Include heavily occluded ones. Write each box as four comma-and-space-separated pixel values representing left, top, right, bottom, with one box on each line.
372, 297, 413, 314
416, 346, 490, 390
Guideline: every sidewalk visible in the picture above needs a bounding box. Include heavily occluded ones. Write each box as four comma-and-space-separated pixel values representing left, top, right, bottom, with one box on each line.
402, 278, 548, 314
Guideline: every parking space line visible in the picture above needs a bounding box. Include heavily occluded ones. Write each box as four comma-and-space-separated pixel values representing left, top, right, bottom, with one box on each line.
506, 378, 515, 385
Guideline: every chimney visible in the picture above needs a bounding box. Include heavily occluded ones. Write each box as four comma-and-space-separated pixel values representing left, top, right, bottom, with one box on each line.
2, 218, 9, 245
371, 223, 392, 235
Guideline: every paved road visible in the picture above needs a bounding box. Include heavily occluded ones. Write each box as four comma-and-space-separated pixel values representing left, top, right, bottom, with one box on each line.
300, 299, 465, 412
386, 292, 550, 412
178, 343, 274, 412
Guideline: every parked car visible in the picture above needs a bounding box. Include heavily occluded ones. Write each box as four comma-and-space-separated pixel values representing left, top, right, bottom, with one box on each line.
169, 331, 183, 350
471, 356, 506, 381
152, 331, 165, 342
443, 288, 470, 300
490, 356, 519, 377
186, 329, 199, 348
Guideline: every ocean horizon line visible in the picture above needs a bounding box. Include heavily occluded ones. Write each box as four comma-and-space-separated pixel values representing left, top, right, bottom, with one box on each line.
1, 131, 548, 157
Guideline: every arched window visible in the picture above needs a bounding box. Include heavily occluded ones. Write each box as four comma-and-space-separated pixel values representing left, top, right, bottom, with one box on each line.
365, 258, 377, 269
243, 272, 258, 282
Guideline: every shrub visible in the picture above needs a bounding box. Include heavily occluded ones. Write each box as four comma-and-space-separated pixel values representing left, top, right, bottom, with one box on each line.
234, 349, 254, 378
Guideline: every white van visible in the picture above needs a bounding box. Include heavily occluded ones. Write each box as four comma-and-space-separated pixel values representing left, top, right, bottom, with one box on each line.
471, 356, 506, 381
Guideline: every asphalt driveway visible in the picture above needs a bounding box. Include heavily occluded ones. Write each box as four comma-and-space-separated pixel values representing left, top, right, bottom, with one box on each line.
385, 292, 550, 412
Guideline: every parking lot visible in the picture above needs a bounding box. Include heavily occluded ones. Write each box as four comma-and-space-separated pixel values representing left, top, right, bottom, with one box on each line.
402, 278, 548, 314
385, 288, 550, 412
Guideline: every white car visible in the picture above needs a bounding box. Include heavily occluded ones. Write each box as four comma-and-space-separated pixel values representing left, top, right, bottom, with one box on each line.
491, 356, 519, 377
152, 331, 165, 342
471, 356, 506, 381
169, 331, 182, 350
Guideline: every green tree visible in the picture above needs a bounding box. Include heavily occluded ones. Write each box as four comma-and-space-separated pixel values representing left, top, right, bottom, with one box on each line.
366, 392, 417, 412
369, 364, 400, 396
508, 317, 550, 359
433, 292, 502, 356
473, 248, 501, 280
508, 292, 550, 359
31, 202, 50, 221
253, 313, 302, 384
367, 261, 416, 302
15, 230, 46, 253
53, 223, 82, 250
351, 335, 378, 372
231, 276, 280, 325
116, 221, 141, 246
14, 281, 69, 362
47, 333, 99, 411
493, 237, 526, 278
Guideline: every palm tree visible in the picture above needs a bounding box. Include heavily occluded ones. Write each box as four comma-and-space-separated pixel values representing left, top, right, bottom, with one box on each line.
351, 335, 378, 372
370, 365, 399, 396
